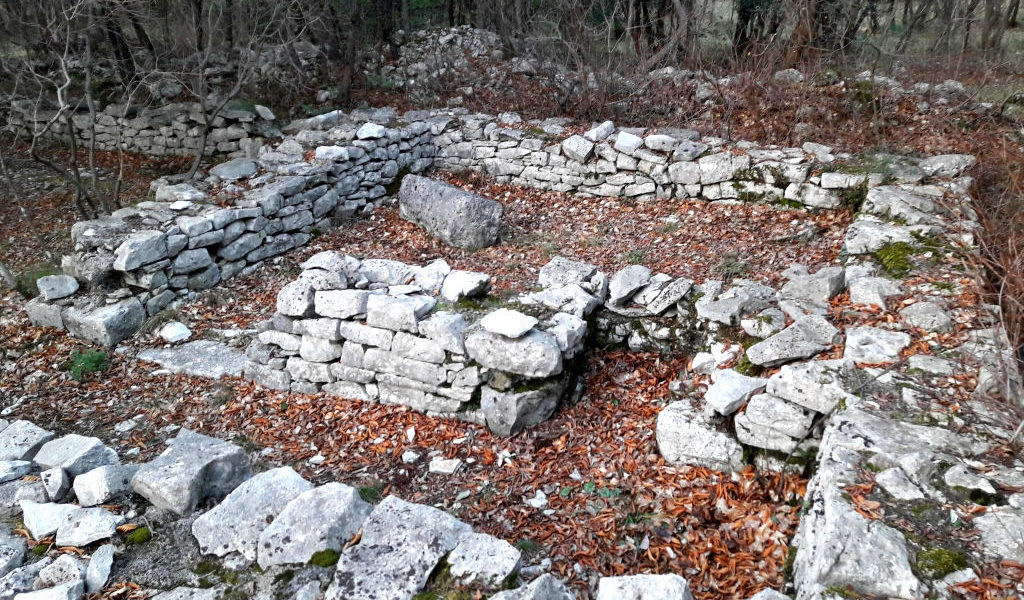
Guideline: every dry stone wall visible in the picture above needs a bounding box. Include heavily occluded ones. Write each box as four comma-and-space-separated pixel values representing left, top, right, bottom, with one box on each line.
7, 99, 278, 158
245, 253, 586, 437
25, 118, 437, 345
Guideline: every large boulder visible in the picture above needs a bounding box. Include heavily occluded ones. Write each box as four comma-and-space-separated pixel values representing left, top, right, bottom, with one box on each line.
398, 175, 503, 250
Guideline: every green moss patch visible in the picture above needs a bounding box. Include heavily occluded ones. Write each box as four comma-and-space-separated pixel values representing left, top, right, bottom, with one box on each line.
125, 526, 152, 545
310, 549, 340, 567
874, 242, 916, 278
915, 547, 968, 579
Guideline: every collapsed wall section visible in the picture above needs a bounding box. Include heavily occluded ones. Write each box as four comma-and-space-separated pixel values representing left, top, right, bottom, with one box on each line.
245, 253, 586, 437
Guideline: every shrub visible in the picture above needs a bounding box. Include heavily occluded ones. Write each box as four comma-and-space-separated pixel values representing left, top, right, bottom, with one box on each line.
64, 350, 109, 381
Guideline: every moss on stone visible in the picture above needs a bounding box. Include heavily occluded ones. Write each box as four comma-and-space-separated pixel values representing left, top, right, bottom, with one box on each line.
838, 182, 868, 213
310, 549, 340, 567
125, 526, 152, 545
915, 547, 968, 579
783, 544, 798, 581
735, 354, 763, 377
874, 242, 916, 278
31, 543, 50, 556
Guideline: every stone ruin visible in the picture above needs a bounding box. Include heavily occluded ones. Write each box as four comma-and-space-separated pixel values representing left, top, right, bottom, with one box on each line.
7, 99, 279, 158
12, 105, 1024, 600
245, 252, 585, 437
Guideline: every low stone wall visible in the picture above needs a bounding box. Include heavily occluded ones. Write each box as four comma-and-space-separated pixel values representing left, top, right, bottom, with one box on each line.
7, 99, 278, 157
245, 253, 585, 436
26, 120, 437, 345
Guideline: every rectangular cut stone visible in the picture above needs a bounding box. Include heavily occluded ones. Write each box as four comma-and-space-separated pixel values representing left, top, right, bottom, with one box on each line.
337, 322, 393, 350
363, 348, 446, 386
322, 381, 373, 401
377, 380, 462, 413
295, 318, 342, 340
286, 357, 334, 383
391, 332, 446, 364
329, 364, 376, 384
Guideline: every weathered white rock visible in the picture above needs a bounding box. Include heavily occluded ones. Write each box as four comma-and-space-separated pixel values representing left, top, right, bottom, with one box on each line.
746, 590, 789, 600
440, 270, 491, 302
843, 218, 916, 254
794, 486, 922, 599
465, 329, 563, 378
34, 435, 118, 478
113, 230, 167, 272
0, 462, 31, 485
489, 574, 574, 600
918, 154, 975, 178
704, 370, 767, 416
85, 544, 114, 593
974, 507, 1024, 563
158, 322, 192, 343
480, 309, 538, 339
746, 315, 839, 367
899, 301, 952, 333
326, 496, 472, 600
55, 507, 120, 547
781, 265, 845, 304
596, 574, 694, 600
740, 308, 786, 339
418, 312, 468, 354
734, 394, 814, 452
366, 294, 435, 333
37, 553, 84, 587
0, 421, 53, 462
148, 588, 220, 600
766, 359, 857, 414
356, 122, 386, 139
844, 326, 911, 363
132, 429, 251, 516
656, 401, 745, 472
613, 131, 644, 155
448, 533, 522, 587
875, 467, 925, 500
138, 341, 247, 379
608, 265, 652, 306
482, 379, 568, 437
908, 354, 955, 375
63, 299, 146, 347
0, 527, 25, 578
19, 501, 79, 540
414, 259, 451, 292
209, 158, 257, 181
943, 464, 997, 495
36, 276, 79, 301
257, 482, 372, 569
72, 465, 137, 507
848, 276, 901, 307
14, 581, 84, 600
192, 467, 312, 561
561, 135, 595, 163
277, 280, 316, 317
155, 183, 205, 204
398, 175, 503, 250
585, 121, 615, 142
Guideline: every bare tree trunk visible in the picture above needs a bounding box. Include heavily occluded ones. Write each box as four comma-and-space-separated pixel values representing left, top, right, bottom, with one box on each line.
225, 0, 235, 48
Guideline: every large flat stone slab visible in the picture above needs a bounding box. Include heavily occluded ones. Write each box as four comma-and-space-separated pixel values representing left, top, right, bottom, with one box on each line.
398, 175, 503, 250
138, 341, 248, 379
